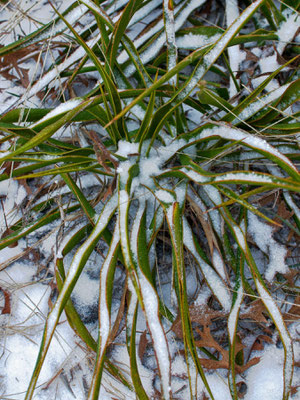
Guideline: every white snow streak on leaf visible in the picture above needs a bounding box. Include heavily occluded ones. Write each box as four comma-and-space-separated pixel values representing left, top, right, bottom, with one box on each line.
118, 190, 131, 267
179, 0, 264, 99
26, 4, 88, 44
79, 0, 111, 20
20, 32, 102, 103
228, 283, 243, 343
45, 193, 118, 344
255, 279, 294, 396
130, 202, 171, 399
176, 32, 221, 50
233, 83, 290, 122
126, 279, 138, 335
123, 0, 205, 76
283, 191, 300, 224
130, 201, 145, 264
225, 0, 245, 97
99, 224, 120, 354
106, 0, 129, 16
212, 248, 227, 281
128, 0, 162, 27
203, 184, 222, 205
233, 226, 247, 251
163, 0, 177, 85
183, 217, 231, 311
138, 274, 171, 400
181, 168, 209, 183
215, 172, 275, 184
56, 222, 88, 259
31, 98, 83, 128
200, 125, 298, 173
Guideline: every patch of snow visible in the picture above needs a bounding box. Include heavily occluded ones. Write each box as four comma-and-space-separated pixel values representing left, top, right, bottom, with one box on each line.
244, 345, 285, 400
178, 0, 264, 100
183, 217, 231, 311
116, 140, 139, 158
277, 10, 299, 55
248, 212, 288, 281
254, 280, 293, 399
0, 179, 26, 229
155, 189, 174, 204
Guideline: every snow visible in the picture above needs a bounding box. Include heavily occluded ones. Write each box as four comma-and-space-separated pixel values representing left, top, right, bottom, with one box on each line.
1, 0, 299, 398
0, 261, 87, 399
244, 346, 285, 400
183, 217, 232, 312
155, 189, 174, 204
234, 83, 290, 122
123, 0, 205, 77
0, 179, 27, 228
199, 125, 298, 174
176, 32, 221, 50
99, 223, 120, 354
179, 0, 265, 100
228, 282, 243, 343
31, 98, 83, 128
116, 140, 139, 158
276, 10, 299, 55
248, 212, 288, 281
255, 279, 294, 398
225, 0, 245, 97
212, 248, 227, 281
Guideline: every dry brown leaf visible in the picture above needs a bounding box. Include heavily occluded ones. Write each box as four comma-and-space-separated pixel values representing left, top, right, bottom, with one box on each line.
1, 227, 18, 248
138, 330, 149, 362
256, 190, 279, 207
194, 324, 260, 372
187, 193, 215, 256
283, 269, 298, 287
87, 130, 119, 172
272, 200, 294, 232
283, 295, 300, 324
0, 287, 11, 314
108, 281, 127, 346
172, 305, 260, 373
171, 305, 224, 339
240, 299, 268, 324
290, 385, 300, 397
250, 334, 273, 352
245, 49, 259, 62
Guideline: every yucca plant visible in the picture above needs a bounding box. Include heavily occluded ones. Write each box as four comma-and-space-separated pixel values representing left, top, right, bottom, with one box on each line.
0, 0, 299, 398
